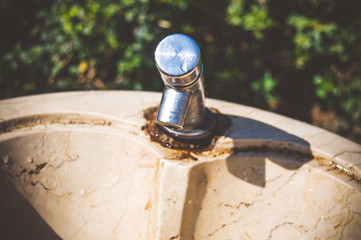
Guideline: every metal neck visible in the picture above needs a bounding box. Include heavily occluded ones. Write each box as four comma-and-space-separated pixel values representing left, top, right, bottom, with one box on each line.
154, 34, 215, 142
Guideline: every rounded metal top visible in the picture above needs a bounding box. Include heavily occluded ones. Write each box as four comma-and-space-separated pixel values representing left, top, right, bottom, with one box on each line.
155, 34, 200, 77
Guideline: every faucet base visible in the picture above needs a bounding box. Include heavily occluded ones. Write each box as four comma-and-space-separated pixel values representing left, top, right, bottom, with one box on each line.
158, 108, 216, 143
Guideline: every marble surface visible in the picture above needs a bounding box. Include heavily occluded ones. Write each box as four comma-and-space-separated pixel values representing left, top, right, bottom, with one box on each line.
0, 91, 360, 239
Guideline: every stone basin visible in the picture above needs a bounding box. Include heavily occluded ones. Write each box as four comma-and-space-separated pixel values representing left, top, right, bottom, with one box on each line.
0, 91, 360, 240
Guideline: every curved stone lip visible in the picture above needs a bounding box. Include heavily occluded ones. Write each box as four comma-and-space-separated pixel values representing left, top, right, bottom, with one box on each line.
1, 91, 360, 240
0, 90, 360, 172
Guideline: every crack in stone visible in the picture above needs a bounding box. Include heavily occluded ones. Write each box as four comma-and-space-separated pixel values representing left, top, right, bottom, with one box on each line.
47, 152, 79, 170
267, 222, 293, 239
0, 168, 16, 178
29, 162, 47, 175
249, 165, 264, 177
1, 161, 61, 193
83, 179, 122, 199
219, 201, 251, 209
199, 186, 263, 239
265, 173, 283, 184
1, 162, 48, 179
331, 151, 361, 161
353, 211, 361, 217
273, 167, 303, 194
314, 215, 324, 231
336, 191, 360, 240
321, 190, 355, 240
203, 221, 233, 239
69, 216, 91, 239
110, 201, 129, 238
15, 168, 27, 178
30, 180, 51, 191
338, 216, 354, 240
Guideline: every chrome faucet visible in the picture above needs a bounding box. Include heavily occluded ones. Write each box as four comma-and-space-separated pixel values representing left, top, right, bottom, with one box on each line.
154, 34, 215, 142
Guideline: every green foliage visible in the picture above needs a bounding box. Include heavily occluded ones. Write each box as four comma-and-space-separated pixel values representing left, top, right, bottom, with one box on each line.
1, 0, 361, 142
227, 0, 273, 39
252, 71, 279, 106
287, 15, 337, 68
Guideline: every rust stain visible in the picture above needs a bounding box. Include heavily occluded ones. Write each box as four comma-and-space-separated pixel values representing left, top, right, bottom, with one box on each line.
141, 106, 231, 154
144, 199, 152, 211
0, 114, 112, 133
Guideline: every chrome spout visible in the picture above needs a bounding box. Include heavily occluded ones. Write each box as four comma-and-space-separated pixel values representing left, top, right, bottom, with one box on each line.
154, 34, 215, 141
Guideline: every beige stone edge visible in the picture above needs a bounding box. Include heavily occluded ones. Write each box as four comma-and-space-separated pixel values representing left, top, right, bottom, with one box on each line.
0, 90, 360, 239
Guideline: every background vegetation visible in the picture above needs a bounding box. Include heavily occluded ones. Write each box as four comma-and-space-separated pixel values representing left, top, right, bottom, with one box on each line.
1, 0, 360, 143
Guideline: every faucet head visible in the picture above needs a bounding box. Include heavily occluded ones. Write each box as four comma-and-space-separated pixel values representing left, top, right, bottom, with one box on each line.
154, 33, 216, 143
155, 34, 202, 88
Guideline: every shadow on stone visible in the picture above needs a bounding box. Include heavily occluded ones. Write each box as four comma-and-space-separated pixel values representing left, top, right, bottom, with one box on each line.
225, 115, 313, 187
0, 177, 61, 240
179, 114, 314, 239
